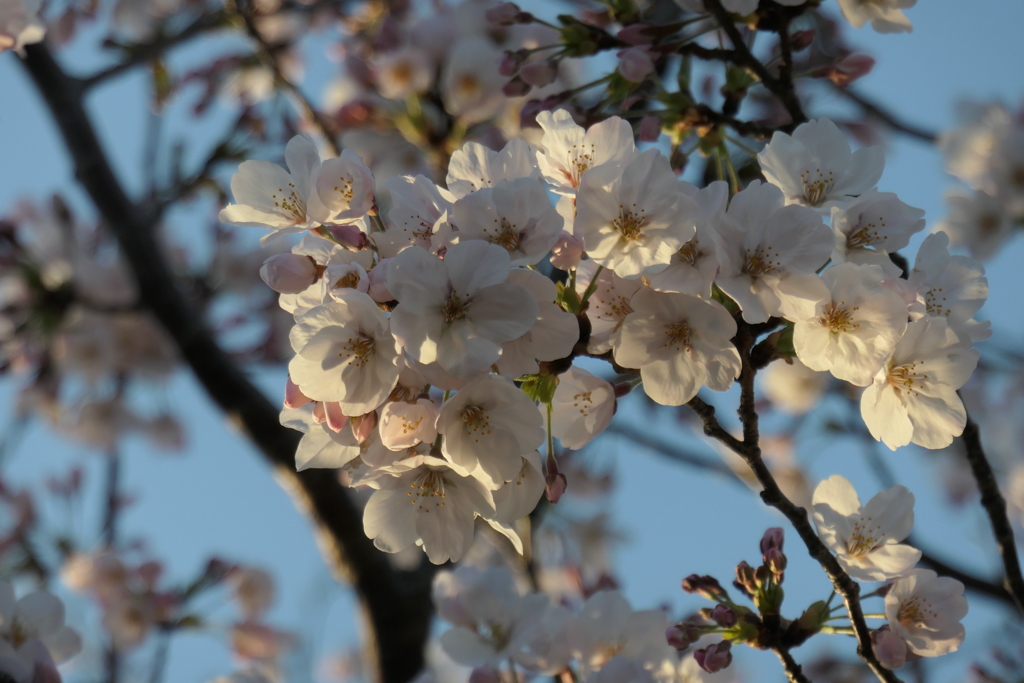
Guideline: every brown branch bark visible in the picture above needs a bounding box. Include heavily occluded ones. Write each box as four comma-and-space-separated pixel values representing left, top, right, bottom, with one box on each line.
831, 86, 938, 144
773, 646, 811, 683
959, 408, 1024, 615
687, 325, 902, 683
20, 42, 433, 683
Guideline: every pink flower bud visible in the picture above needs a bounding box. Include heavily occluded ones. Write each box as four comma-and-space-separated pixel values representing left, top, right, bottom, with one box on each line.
710, 604, 737, 627
827, 54, 875, 87
351, 411, 378, 444
368, 259, 394, 302
790, 29, 815, 51
323, 401, 349, 433
638, 114, 661, 142
520, 60, 558, 88
666, 624, 690, 651
617, 23, 656, 46
485, 2, 522, 25
284, 376, 312, 409
618, 47, 655, 83
694, 641, 732, 673
682, 574, 727, 600
259, 254, 317, 294
315, 223, 369, 251
545, 472, 567, 504
499, 50, 524, 77
549, 232, 584, 271
503, 77, 532, 98
760, 527, 784, 555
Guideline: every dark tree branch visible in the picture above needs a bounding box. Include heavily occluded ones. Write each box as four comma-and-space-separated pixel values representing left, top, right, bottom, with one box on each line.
959, 407, 1024, 615
773, 646, 811, 683
703, 0, 807, 129
20, 43, 432, 683
688, 325, 902, 683
831, 86, 938, 144
606, 423, 740, 479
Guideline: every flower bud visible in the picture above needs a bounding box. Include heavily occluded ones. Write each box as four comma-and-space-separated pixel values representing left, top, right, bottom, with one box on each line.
259, 254, 317, 294
499, 50, 524, 77
520, 60, 558, 88
710, 604, 737, 628
316, 223, 369, 251
760, 527, 784, 556
681, 574, 727, 601
734, 562, 758, 596
503, 77, 532, 98
284, 376, 312, 409
545, 471, 567, 504
638, 114, 661, 142
618, 47, 655, 83
790, 29, 815, 51
351, 411, 378, 444
617, 23, 656, 46
549, 232, 584, 271
694, 641, 732, 673
795, 600, 830, 636
485, 2, 522, 25
666, 624, 690, 651
764, 548, 787, 580
826, 54, 876, 87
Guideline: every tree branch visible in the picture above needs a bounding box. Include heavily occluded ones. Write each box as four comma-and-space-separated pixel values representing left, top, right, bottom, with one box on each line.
688, 325, 902, 683
959, 407, 1024, 615
20, 42, 432, 683
606, 423, 740, 480
831, 86, 938, 144
773, 646, 811, 683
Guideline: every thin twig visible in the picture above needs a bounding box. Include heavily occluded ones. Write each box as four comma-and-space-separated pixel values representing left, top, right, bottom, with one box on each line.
773, 646, 811, 683
959, 406, 1024, 614
831, 86, 938, 144
102, 449, 120, 547
606, 423, 740, 480
688, 325, 902, 683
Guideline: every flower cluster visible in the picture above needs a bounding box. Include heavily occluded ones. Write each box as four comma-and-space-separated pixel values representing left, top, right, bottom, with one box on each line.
216, 109, 994, 565
0, 581, 81, 683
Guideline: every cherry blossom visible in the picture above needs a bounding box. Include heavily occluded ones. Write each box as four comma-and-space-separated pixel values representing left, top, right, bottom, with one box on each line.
260, 253, 318, 294
713, 180, 832, 323
0, 0, 44, 55
830, 191, 925, 274
448, 178, 563, 266
612, 290, 741, 406
575, 149, 698, 278
884, 569, 967, 657
907, 231, 990, 344
860, 317, 978, 450
575, 260, 643, 354
446, 139, 539, 199
837, 0, 916, 34
758, 118, 884, 211
372, 47, 434, 100
761, 359, 829, 415
280, 406, 361, 470
793, 263, 908, 386
287, 293, 400, 415
550, 366, 615, 450
495, 269, 578, 378
535, 110, 636, 197
315, 150, 376, 223
387, 241, 538, 378
811, 475, 921, 581
375, 175, 454, 258
936, 189, 1014, 261
492, 450, 545, 523
0, 581, 82, 683
436, 374, 545, 488
647, 180, 728, 298
572, 590, 677, 679
379, 399, 438, 451
441, 38, 505, 124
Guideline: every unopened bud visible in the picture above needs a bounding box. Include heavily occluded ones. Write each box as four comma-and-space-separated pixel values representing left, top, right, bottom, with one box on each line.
617, 23, 656, 46
549, 232, 583, 271
666, 624, 690, 651
545, 471, 567, 503
351, 411, 378, 444
485, 2, 521, 25
694, 641, 732, 674
499, 50, 525, 76
618, 47, 655, 83
681, 574, 727, 601
638, 114, 661, 142
323, 401, 349, 433
503, 77, 532, 98
284, 376, 312, 409
315, 223, 369, 251
790, 29, 815, 51
764, 548, 787, 580
520, 60, 558, 88
710, 604, 737, 628
826, 54, 875, 87
760, 527, 784, 556
260, 254, 317, 294
735, 561, 758, 595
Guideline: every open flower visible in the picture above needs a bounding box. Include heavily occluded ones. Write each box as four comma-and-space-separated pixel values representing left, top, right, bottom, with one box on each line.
612, 290, 741, 406
446, 138, 539, 199
288, 292, 401, 415
811, 475, 921, 581
837, 0, 916, 34
758, 118, 884, 211
647, 180, 728, 298
860, 317, 978, 450
793, 263, 908, 386
550, 366, 616, 450
375, 174, 454, 258
575, 259, 643, 354
885, 570, 967, 657
574, 149, 698, 278
387, 241, 538, 378
0, 581, 82, 683
830, 191, 925, 275
907, 231, 990, 344
535, 110, 636, 197
495, 269, 579, 378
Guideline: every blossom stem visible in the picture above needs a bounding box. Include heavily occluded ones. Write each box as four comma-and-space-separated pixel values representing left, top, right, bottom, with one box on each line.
578, 265, 604, 308
724, 133, 761, 159
546, 401, 555, 460
820, 626, 857, 636
719, 144, 740, 195
368, 212, 386, 234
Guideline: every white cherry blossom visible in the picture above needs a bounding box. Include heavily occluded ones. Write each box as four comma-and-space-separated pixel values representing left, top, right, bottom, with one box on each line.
441, 38, 505, 124
436, 374, 545, 488
323, 261, 370, 298
713, 180, 832, 323
612, 290, 741, 406
884, 569, 967, 657
316, 149, 375, 223
535, 110, 637, 197
811, 475, 921, 582
758, 118, 884, 211
647, 180, 728, 298
837, 0, 916, 34
550, 366, 615, 450
375, 174, 454, 258
277, 233, 373, 317
761, 359, 830, 415
448, 178, 563, 266
907, 232, 990, 344
575, 259, 643, 354
288, 292, 400, 415
387, 241, 538, 378
362, 454, 496, 564
830, 191, 925, 274
572, 591, 677, 679
372, 46, 434, 100
379, 399, 438, 451
936, 189, 1014, 261
446, 138, 539, 199
793, 263, 908, 386
495, 269, 578, 378
492, 450, 545, 523
0, 581, 82, 683
860, 317, 978, 450
280, 406, 361, 471
575, 149, 698, 278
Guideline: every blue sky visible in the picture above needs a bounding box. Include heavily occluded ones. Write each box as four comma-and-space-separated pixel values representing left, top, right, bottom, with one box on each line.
2, 0, 1024, 681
